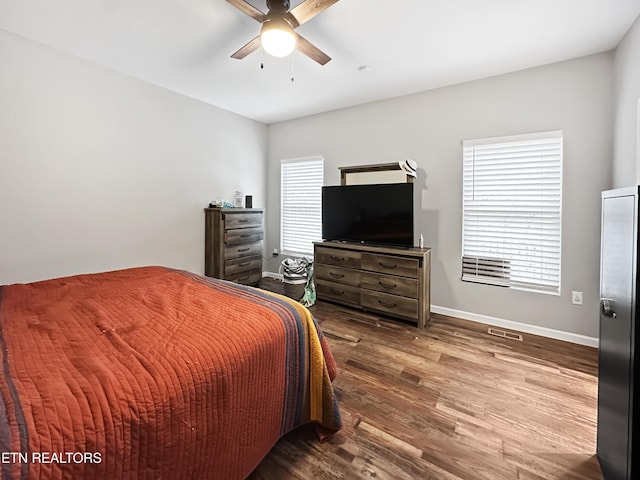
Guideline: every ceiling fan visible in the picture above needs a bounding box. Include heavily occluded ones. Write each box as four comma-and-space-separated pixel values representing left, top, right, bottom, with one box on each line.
226, 0, 339, 65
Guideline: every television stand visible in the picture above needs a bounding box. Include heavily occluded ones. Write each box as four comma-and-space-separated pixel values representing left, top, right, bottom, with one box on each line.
313, 241, 431, 328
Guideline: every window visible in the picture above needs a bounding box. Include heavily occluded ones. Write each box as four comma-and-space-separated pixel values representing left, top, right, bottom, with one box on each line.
462, 131, 563, 294
281, 156, 324, 255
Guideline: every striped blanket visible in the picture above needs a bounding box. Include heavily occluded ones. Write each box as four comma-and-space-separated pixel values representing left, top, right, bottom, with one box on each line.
0, 266, 341, 479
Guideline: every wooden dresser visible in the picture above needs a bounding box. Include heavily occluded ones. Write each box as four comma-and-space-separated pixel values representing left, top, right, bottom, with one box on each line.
204, 208, 263, 285
314, 241, 431, 328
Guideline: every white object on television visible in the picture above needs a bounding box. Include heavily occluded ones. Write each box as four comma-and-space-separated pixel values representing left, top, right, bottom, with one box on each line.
399, 159, 417, 178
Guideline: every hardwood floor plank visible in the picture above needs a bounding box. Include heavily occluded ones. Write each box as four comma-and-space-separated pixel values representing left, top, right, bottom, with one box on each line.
504, 447, 602, 480
322, 327, 362, 345
356, 420, 424, 458
420, 442, 518, 480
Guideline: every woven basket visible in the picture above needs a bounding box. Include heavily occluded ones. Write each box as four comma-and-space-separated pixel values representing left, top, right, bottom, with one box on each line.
283, 281, 306, 300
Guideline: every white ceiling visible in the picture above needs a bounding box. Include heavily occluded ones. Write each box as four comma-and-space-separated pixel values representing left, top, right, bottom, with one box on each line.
1, 0, 639, 124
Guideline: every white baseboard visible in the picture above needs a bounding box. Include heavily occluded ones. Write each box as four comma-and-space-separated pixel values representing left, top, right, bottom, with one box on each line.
431, 305, 599, 348
262, 271, 283, 281
279, 276, 599, 347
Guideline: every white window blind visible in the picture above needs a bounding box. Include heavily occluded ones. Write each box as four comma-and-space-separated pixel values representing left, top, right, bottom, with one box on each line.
462, 131, 563, 294
281, 157, 324, 255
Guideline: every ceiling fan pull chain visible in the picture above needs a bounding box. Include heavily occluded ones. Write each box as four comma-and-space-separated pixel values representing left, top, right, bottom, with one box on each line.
260, 47, 264, 70
290, 54, 295, 82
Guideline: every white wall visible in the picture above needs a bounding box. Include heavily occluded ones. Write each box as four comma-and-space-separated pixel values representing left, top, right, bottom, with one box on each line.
267, 53, 613, 341
0, 31, 267, 284
613, 14, 640, 187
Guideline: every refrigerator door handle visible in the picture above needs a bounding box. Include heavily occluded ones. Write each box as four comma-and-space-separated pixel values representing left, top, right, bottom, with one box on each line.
600, 298, 617, 318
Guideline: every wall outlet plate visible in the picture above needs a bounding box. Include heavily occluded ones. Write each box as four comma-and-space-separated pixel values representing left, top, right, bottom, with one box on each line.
571, 291, 583, 305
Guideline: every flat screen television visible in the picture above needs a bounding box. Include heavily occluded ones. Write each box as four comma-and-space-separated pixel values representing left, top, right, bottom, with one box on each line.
322, 183, 414, 247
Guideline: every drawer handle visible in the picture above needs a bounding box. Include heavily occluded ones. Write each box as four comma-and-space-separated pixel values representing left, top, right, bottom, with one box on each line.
378, 300, 397, 308
330, 288, 345, 296
238, 247, 251, 252
240, 233, 252, 238
330, 272, 345, 278
378, 262, 397, 269
378, 281, 396, 289
330, 255, 345, 262
238, 261, 251, 267
238, 219, 249, 223
236, 275, 250, 282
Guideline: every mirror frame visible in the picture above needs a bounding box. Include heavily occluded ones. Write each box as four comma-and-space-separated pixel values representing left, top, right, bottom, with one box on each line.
339, 162, 414, 185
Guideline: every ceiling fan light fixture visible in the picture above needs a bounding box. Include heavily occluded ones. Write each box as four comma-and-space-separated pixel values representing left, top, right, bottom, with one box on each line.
260, 17, 296, 57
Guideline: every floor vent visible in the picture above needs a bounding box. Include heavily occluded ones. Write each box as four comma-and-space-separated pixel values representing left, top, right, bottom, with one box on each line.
487, 327, 523, 341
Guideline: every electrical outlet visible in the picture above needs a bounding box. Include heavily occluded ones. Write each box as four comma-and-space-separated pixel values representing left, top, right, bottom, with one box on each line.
571, 291, 583, 305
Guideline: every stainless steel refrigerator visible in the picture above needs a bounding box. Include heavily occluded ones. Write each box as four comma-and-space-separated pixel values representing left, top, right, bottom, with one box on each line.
598, 186, 640, 480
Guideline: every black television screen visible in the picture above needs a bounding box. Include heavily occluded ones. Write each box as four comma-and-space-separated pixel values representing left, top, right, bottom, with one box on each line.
322, 183, 414, 247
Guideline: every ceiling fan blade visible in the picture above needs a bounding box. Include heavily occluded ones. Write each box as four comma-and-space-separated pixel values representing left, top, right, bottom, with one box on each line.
290, 0, 339, 26
231, 35, 261, 59
226, 0, 265, 22
295, 33, 331, 65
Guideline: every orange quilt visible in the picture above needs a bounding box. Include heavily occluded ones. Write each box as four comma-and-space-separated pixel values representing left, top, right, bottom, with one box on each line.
0, 266, 341, 479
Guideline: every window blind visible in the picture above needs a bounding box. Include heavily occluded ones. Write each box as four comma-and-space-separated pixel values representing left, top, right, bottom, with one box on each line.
462, 131, 563, 294
281, 157, 324, 255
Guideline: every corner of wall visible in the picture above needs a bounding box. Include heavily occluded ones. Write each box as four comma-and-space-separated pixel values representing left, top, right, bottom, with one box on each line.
613, 13, 640, 188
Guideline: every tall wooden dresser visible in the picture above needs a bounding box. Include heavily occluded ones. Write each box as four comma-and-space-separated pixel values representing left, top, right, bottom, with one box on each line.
314, 241, 431, 328
204, 208, 264, 285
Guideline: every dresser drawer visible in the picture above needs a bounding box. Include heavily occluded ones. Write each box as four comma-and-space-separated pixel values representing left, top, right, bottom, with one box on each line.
361, 290, 418, 321
225, 227, 263, 245
315, 246, 361, 269
316, 279, 361, 306
226, 269, 262, 286
315, 264, 361, 287
361, 272, 418, 298
362, 253, 419, 278
224, 241, 263, 260
225, 255, 262, 276
224, 212, 263, 229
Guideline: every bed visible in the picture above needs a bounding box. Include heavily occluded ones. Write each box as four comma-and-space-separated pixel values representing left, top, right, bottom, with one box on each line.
0, 266, 341, 479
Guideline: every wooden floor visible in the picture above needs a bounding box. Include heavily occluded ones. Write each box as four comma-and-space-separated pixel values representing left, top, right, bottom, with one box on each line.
250, 280, 603, 480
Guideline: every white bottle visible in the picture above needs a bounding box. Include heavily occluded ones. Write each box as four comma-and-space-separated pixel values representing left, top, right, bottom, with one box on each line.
419, 234, 424, 249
